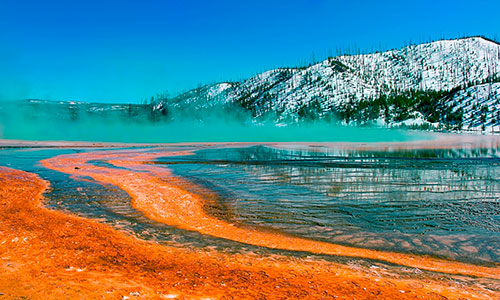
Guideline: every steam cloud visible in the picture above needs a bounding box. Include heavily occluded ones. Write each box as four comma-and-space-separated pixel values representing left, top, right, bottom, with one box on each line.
0, 100, 429, 143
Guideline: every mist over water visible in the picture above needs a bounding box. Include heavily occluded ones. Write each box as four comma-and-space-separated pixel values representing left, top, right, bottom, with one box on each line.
0, 100, 430, 143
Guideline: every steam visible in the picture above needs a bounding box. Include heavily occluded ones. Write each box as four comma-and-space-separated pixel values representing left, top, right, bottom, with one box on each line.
0, 100, 430, 143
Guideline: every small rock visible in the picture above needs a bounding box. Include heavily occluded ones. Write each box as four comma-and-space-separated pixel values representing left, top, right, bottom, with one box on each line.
130, 291, 140, 297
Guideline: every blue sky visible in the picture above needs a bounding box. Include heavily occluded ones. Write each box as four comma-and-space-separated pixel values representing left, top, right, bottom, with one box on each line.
1, 0, 499, 103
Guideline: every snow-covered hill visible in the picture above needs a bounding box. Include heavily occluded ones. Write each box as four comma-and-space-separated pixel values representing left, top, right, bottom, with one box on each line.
445, 82, 500, 132
159, 36, 500, 132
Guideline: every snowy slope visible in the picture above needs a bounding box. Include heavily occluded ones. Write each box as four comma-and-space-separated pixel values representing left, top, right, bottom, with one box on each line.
159, 37, 500, 130
445, 82, 500, 132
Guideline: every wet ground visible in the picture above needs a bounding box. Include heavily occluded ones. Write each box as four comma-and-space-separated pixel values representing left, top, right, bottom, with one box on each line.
0, 141, 499, 299
3, 145, 499, 264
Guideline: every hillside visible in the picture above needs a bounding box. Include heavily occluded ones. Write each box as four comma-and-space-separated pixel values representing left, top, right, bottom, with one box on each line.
156, 37, 500, 132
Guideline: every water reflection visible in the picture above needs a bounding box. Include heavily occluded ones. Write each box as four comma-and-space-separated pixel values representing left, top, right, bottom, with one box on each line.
157, 145, 500, 264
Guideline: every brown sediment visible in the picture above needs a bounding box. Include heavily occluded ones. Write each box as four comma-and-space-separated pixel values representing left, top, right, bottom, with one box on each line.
41, 148, 500, 281
1, 166, 499, 300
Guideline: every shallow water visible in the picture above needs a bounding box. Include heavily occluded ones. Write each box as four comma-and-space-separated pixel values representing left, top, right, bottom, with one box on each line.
1, 144, 499, 267
156, 145, 500, 264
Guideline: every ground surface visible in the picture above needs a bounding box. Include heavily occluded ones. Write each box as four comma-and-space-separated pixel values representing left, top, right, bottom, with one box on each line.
1, 135, 500, 299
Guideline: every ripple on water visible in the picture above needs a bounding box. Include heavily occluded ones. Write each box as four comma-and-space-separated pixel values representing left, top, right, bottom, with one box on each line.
157, 145, 500, 264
